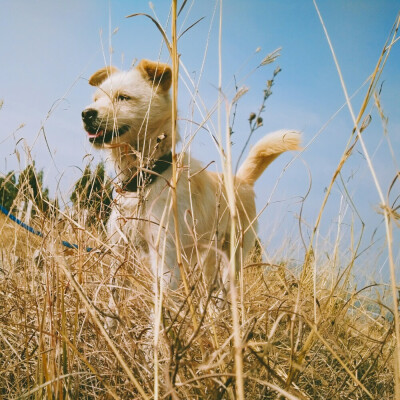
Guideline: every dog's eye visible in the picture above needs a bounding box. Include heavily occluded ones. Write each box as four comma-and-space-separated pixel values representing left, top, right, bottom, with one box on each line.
117, 94, 131, 101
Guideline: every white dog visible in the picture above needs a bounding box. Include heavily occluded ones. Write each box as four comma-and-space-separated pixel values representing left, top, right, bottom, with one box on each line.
82, 59, 300, 303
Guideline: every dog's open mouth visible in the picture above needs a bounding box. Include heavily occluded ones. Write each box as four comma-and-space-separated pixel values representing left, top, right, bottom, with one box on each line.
86, 125, 130, 144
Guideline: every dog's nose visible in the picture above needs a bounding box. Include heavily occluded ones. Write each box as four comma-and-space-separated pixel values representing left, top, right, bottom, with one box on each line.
82, 108, 98, 123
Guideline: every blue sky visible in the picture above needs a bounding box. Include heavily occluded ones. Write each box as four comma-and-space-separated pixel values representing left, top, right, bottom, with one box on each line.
1, 1, 399, 280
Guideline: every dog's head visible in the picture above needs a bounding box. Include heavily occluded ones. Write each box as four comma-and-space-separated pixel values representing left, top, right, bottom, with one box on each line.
82, 59, 172, 148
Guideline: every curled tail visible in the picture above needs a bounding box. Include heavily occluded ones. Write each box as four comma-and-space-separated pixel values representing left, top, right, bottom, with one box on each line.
236, 130, 301, 185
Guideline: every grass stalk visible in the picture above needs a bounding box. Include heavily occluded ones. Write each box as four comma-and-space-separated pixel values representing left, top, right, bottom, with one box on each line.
216, 1, 244, 398
170, 0, 200, 337
153, 192, 172, 399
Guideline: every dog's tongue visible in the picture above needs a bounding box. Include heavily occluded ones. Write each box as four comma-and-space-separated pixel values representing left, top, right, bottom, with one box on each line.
87, 130, 104, 139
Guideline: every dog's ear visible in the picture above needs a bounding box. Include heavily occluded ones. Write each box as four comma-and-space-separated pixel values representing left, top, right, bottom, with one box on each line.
89, 66, 119, 86
137, 59, 172, 92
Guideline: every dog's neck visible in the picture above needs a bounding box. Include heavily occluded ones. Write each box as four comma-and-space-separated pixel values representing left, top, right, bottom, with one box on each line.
109, 115, 175, 188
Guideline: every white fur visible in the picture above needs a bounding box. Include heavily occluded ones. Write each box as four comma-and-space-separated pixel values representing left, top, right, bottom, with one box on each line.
82, 60, 301, 327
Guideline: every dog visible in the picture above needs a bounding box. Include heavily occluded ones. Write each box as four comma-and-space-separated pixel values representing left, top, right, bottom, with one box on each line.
82, 59, 300, 319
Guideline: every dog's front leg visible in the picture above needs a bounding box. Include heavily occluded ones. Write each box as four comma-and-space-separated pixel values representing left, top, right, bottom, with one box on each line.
149, 230, 181, 294
105, 206, 134, 334
105, 254, 121, 334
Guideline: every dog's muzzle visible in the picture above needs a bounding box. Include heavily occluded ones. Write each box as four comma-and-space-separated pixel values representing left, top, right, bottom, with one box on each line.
82, 108, 98, 125
82, 108, 129, 144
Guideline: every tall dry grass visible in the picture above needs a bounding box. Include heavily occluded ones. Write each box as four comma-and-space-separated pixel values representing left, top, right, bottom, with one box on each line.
0, 200, 396, 399
0, 2, 399, 399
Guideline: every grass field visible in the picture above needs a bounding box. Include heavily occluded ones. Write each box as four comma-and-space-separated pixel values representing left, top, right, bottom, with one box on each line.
0, 198, 397, 399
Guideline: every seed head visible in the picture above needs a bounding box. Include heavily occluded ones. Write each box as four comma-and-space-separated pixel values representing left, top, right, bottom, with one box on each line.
273, 66, 282, 76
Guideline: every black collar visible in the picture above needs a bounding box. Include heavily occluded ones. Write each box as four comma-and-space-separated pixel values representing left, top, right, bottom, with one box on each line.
122, 151, 173, 192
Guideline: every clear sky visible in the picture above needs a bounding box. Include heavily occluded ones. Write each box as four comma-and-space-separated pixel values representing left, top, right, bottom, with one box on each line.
0, 1, 399, 280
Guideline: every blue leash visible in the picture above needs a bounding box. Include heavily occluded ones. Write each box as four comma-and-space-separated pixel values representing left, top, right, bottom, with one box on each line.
0, 204, 93, 252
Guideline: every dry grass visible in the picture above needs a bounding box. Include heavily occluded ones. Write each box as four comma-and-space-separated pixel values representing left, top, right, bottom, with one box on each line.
0, 209, 396, 399
0, 3, 399, 399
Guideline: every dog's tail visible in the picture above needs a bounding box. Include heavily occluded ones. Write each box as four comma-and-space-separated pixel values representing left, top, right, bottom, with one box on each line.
236, 130, 301, 185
